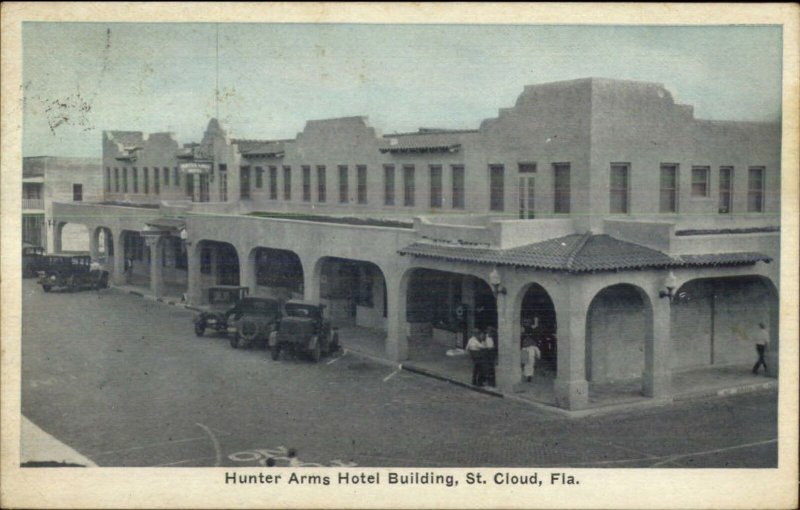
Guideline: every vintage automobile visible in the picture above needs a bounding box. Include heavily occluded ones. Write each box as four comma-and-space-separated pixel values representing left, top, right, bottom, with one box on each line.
22, 245, 46, 278
268, 300, 340, 362
37, 254, 109, 292
226, 297, 283, 349
193, 286, 250, 337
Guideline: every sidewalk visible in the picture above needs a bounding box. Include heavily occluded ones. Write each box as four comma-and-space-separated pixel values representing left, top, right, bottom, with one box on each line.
21, 416, 97, 467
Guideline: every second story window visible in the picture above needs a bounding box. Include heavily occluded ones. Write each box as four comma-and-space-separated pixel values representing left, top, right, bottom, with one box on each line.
691, 166, 709, 197
269, 166, 278, 199
302, 166, 311, 202
240, 166, 251, 199
114, 168, 120, 192
154, 167, 160, 195
106, 167, 111, 192
403, 165, 415, 207
143, 167, 149, 194
255, 166, 264, 188
429, 165, 442, 208
174, 167, 180, 187
748, 166, 765, 212
72, 184, 83, 202
489, 164, 505, 212
163, 167, 169, 186
338, 165, 349, 203
219, 168, 228, 202
357, 165, 367, 204
123, 167, 128, 193
384, 165, 395, 206
609, 163, 629, 214
132, 167, 139, 193
659, 164, 678, 213
283, 166, 292, 200
719, 167, 734, 214
317, 165, 327, 203
553, 163, 571, 214
452, 165, 465, 209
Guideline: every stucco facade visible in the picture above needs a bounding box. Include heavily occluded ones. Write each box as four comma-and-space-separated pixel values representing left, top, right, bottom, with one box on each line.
51, 78, 781, 410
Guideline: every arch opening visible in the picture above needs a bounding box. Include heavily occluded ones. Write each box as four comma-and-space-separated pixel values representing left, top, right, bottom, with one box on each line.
249, 247, 304, 301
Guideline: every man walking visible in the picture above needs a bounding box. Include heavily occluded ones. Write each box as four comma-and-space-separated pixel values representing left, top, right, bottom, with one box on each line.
752, 322, 769, 375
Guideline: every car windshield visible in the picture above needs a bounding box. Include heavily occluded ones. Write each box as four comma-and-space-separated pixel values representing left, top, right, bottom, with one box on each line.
286, 305, 319, 318
238, 299, 279, 314
210, 290, 237, 304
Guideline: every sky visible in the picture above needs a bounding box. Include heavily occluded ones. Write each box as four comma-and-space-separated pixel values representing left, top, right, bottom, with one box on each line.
22, 23, 782, 158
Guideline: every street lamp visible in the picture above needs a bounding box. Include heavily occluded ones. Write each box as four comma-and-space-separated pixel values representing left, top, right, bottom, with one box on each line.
489, 267, 507, 296
659, 270, 678, 300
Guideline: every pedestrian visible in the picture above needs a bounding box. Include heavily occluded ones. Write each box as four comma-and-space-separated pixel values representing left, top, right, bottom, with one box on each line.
466, 329, 489, 386
521, 336, 541, 383
752, 322, 769, 375
484, 327, 497, 386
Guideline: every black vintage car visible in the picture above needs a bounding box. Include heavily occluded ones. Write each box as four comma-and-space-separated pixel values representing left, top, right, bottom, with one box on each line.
37, 255, 109, 292
268, 300, 340, 362
22, 245, 46, 278
193, 286, 251, 337
227, 297, 283, 349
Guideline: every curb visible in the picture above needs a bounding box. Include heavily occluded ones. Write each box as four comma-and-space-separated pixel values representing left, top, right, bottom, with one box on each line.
400, 363, 503, 398
674, 380, 777, 402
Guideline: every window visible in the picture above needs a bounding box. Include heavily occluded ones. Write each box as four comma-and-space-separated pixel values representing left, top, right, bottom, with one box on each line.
219, 164, 227, 202
748, 166, 765, 212
719, 167, 733, 214
691, 166, 709, 197
659, 164, 678, 213
384, 165, 395, 205
174, 167, 180, 187
255, 166, 264, 188
123, 167, 128, 193
283, 166, 292, 200
553, 163, 571, 213
132, 167, 139, 193
452, 165, 465, 209
489, 164, 505, 211
302, 166, 311, 202
154, 167, 160, 194
403, 165, 415, 207
609, 163, 629, 214
269, 166, 278, 199
357, 165, 367, 204
518, 163, 537, 219
198, 174, 209, 202
143, 167, 149, 194
163, 167, 169, 186
114, 168, 120, 192
105, 167, 111, 192
317, 165, 327, 202
338, 165, 349, 203
240, 166, 251, 199
72, 184, 83, 201
429, 165, 442, 208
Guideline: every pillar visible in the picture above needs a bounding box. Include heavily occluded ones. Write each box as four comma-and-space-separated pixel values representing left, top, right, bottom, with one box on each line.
147, 236, 165, 298
765, 283, 779, 378
239, 246, 256, 294
553, 279, 589, 410
495, 290, 521, 392
112, 230, 126, 285
302, 255, 321, 303
643, 293, 672, 398
89, 229, 101, 261
385, 271, 409, 362
52, 223, 63, 254
187, 242, 203, 305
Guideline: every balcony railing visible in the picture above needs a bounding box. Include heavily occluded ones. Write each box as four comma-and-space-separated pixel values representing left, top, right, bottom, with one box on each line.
23, 198, 44, 210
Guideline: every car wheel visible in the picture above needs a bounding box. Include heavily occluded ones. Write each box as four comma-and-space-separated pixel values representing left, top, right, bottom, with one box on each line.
194, 322, 205, 337
271, 345, 281, 361
330, 331, 340, 352
42, 285, 52, 293
310, 336, 321, 363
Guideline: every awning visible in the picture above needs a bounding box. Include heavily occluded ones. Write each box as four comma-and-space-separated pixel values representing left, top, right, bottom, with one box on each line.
144, 218, 186, 233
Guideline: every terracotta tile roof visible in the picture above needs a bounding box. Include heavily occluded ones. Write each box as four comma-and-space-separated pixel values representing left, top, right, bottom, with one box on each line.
399, 233, 771, 273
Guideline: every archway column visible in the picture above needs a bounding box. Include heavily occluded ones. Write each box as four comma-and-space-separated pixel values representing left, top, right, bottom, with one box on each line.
187, 242, 203, 305
52, 223, 64, 254
385, 269, 408, 362
495, 289, 520, 392
89, 227, 101, 261
553, 277, 589, 410
238, 244, 256, 294
111, 229, 126, 285
301, 254, 320, 303
644, 288, 672, 398
146, 235, 165, 298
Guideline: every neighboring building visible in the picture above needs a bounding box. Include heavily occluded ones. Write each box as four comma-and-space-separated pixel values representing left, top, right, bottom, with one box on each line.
51, 78, 781, 410
23, 156, 102, 252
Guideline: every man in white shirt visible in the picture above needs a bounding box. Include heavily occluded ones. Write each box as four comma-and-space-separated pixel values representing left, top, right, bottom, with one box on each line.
752, 322, 770, 375
466, 330, 489, 386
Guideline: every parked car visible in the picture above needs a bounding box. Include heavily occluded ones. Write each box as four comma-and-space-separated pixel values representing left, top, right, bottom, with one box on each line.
193, 286, 251, 337
37, 254, 109, 292
227, 297, 283, 349
22, 245, 46, 278
268, 300, 340, 362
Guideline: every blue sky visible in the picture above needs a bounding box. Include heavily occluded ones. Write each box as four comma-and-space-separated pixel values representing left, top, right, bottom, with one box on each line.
22, 23, 782, 157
